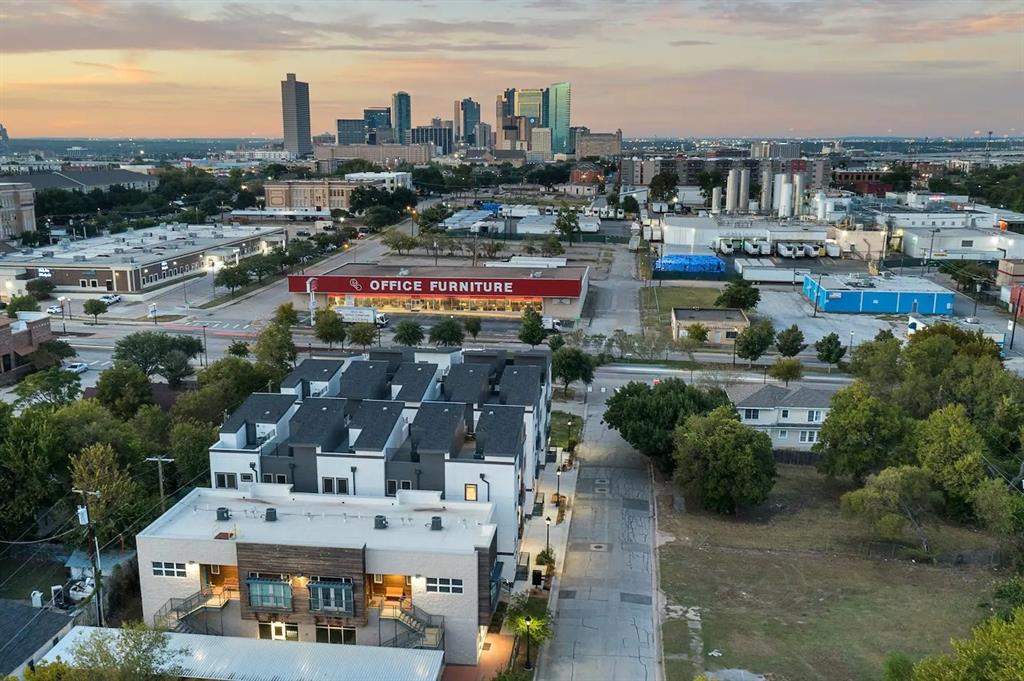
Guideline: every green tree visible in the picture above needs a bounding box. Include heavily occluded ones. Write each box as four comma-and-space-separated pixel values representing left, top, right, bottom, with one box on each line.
226, 340, 250, 357
518, 306, 545, 347
673, 406, 776, 514
621, 195, 640, 216
253, 322, 297, 374
696, 169, 725, 205
273, 302, 299, 327
25, 278, 56, 301
602, 378, 731, 471
555, 204, 580, 245
393, 320, 425, 346
70, 443, 145, 545
14, 367, 81, 408
971, 478, 1024, 558
686, 323, 709, 343
648, 170, 680, 202
130, 404, 170, 459
197, 356, 276, 403
991, 577, 1024, 622
915, 404, 985, 508
715, 280, 761, 309
348, 322, 377, 350
51, 400, 141, 469
6, 293, 40, 317
0, 408, 64, 537
541, 234, 564, 257
429, 318, 465, 346
734, 320, 775, 367
841, 466, 936, 550
910, 608, 1024, 680
31, 339, 77, 370
547, 334, 566, 352
62, 621, 185, 681
213, 265, 252, 295
313, 308, 346, 349
463, 317, 482, 340
95, 362, 152, 419
552, 346, 594, 397
815, 382, 912, 483
882, 653, 916, 681
246, 254, 277, 283
848, 333, 902, 396
160, 349, 194, 388
505, 592, 554, 649
113, 331, 187, 377
768, 357, 803, 386
83, 298, 108, 324
774, 324, 807, 357
814, 332, 846, 374
170, 419, 219, 487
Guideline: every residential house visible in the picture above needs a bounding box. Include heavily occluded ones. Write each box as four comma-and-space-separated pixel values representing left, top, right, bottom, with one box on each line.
733, 385, 836, 449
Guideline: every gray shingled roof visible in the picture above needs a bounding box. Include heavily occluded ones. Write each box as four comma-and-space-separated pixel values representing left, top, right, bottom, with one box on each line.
368, 348, 415, 375
288, 398, 349, 449
499, 365, 542, 407
0, 600, 73, 675
409, 402, 464, 453
392, 363, 437, 402
350, 400, 403, 450
280, 359, 345, 389
734, 385, 836, 409
475, 405, 525, 458
464, 350, 507, 377
221, 393, 298, 432
442, 363, 490, 404
339, 361, 389, 400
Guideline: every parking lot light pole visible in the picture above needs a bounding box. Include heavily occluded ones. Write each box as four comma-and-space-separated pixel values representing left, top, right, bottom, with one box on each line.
545, 517, 551, 555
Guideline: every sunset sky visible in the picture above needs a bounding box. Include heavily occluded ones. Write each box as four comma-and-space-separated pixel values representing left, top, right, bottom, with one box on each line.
1, 0, 1022, 138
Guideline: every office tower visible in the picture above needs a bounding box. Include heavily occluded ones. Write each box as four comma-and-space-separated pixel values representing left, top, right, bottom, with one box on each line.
0, 123, 9, 154
530, 128, 552, 161
569, 126, 588, 155
363, 107, 392, 144
280, 73, 312, 157
514, 89, 543, 122
545, 82, 571, 154
336, 119, 365, 145
474, 123, 493, 149
391, 91, 411, 144
454, 98, 481, 145
410, 125, 454, 155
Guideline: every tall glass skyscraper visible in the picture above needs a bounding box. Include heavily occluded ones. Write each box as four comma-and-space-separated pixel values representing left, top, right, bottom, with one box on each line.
456, 98, 481, 145
545, 82, 571, 154
514, 89, 544, 122
391, 91, 411, 144
281, 73, 312, 157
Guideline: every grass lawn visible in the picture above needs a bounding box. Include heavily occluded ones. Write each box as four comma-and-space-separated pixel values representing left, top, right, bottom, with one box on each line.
640, 285, 722, 331
0, 557, 67, 600
549, 410, 583, 449
658, 465, 1003, 681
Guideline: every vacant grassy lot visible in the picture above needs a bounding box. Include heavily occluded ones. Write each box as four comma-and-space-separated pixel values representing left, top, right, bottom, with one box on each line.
658, 465, 1003, 681
640, 285, 722, 331
0, 557, 67, 600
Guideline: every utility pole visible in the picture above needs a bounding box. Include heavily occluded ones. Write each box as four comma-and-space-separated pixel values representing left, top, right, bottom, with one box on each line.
145, 457, 174, 513
73, 488, 104, 627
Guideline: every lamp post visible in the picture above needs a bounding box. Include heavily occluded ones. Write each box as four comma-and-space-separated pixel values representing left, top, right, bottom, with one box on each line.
555, 469, 562, 508
545, 516, 551, 555
524, 616, 533, 670
433, 240, 439, 267
849, 331, 854, 356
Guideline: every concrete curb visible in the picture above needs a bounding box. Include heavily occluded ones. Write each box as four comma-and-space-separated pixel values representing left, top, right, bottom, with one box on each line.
649, 460, 665, 681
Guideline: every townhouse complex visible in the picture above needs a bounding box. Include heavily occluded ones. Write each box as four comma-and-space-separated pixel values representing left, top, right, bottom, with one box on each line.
136, 346, 553, 666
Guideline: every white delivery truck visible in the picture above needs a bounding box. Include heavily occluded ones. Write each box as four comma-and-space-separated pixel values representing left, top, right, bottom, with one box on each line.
542, 316, 564, 332
336, 306, 389, 327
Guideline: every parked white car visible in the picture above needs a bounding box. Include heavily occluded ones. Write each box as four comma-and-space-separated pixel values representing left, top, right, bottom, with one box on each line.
98, 294, 122, 305
46, 304, 63, 314
64, 362, 89, 374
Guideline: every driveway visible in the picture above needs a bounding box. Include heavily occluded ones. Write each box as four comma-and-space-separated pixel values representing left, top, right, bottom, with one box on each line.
538, 385, 659, 681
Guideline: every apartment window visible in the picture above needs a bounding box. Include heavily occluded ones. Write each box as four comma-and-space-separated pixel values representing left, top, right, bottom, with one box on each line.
209, 565, 221, 575
780, 409, 789, 419
322, 477, 334, 494
961, 240, 974, 248
807, 410, 822, 423
799, 430, 819, 444
464, 483, 478, 502
258, 622, 298, 641
247, 577, 292, 610
400, 480, 412, 490
240, 473, 253, 483
386, 480, 398, 497
778, 430, 788, 440
275, 474, 287, 484
725, 330, 738, 340
320, 477, 350, 495
316, 624, 356, 645
426, 577, 463, 594
152, 562, 186, 578
262, 474, 274, 483
308, 580, 354, 615
215, 473, 237, 489
743, 409, 759, 420
372, 574, 383, 584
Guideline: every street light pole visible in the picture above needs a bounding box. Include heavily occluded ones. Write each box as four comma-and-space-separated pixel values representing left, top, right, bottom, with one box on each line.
555, 469, 561, 508
545, 516, 551, 555
524, 617, 533, 670
849, 331, 854, 355
731, 328, 738, 366
201, 323, 209, 367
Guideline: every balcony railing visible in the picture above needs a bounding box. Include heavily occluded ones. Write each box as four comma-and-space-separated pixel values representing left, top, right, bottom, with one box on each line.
379, 598, 445, 650
153, 586, 238, 633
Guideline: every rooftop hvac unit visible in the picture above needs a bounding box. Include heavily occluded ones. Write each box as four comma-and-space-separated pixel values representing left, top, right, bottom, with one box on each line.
430, 516, 443, 531
265, 508, 277, 522
142, 248, 152, 253
42, 250, 55, 257
73, 255, 86, 262
216, 507, 231, 521
114, 248, 124, 254
158, 235, 168, 241
187, 232, 198, 238
373, 514, 388, 530
143, 231, 154, 237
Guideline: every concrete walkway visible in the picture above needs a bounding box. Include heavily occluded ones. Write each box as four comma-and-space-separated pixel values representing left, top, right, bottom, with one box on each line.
535, 388, 661, 681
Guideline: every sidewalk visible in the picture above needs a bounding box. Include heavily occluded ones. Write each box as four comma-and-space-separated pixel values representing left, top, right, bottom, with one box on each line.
510, 458, 579, 597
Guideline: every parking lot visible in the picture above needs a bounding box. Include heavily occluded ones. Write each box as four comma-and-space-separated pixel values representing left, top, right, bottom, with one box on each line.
754, 288, 898, 346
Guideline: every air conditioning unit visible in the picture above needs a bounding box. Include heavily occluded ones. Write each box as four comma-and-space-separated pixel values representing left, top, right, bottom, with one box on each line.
114, 248, 124, 254
158, 235, 168, 241
73, 255, 86, 262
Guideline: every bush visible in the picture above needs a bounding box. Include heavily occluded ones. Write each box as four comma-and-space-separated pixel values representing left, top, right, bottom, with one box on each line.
535, 548, 555, 566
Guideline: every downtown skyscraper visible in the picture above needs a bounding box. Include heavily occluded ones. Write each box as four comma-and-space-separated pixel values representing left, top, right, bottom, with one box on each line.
546, 82, 571, 154
280, 73, 312, 157
454, 98, 481, 145
391, 91, 411, 144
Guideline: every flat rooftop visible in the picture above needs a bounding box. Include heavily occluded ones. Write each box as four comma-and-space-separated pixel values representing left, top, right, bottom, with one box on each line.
139, 486, 496, 553
672, 307, 749, 323
0, 223, 283, 269
323, 262, 588, 281
812, 274, 952, 293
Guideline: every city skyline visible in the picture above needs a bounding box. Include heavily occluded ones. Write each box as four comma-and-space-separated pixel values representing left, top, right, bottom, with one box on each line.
1, 0, 1022, 138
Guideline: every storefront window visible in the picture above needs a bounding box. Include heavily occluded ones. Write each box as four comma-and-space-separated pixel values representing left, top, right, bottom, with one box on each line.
329, 295, 544, 315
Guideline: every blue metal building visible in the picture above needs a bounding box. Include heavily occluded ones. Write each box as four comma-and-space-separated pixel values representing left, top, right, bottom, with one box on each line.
802, 274, 955, 315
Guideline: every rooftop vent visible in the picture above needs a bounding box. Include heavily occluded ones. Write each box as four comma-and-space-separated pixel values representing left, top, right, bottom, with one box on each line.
374, 514, 388, 530
216, 507, 231, 521
430, 516, 443, 531
265, 508, 277, 522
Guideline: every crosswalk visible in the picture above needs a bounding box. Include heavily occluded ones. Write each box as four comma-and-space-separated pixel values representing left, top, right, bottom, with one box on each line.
180, 321, 253, 330
88, 360, 113, 368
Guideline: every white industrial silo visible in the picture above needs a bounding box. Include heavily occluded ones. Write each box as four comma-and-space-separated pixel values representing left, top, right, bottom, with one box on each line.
739, 168, 750, 214
760, 168, 773, 214
772, 173, 787, 211
778, 182, 794, 218
815, 191, 827, 221
793, 173, 805, 215
711, 186, 722, 215
725, 168, 739, 213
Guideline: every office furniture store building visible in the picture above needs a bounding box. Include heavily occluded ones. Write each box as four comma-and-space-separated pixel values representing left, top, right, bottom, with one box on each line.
289, 264, 588, 319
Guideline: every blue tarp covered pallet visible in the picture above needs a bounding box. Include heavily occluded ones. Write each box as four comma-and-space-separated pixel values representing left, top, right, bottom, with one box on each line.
653, 255, 727, 273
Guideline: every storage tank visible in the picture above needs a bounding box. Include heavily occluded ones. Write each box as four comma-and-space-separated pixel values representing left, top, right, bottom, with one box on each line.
815, 191, 827, 221
760, 168, 773, 214
772, 173, 787, 210
711, 186, 722, 215
739, 168, 750, 214
778, 182, 794, 218
725, 168, 740, 213
793, 173, 806, 215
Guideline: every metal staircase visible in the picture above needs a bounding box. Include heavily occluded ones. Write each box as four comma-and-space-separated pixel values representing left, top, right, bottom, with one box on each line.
153, 587, 237, 634
379, 598, 444, 650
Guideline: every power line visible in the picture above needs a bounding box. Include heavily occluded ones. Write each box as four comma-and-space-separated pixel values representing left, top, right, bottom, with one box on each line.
0, 527, 77, 545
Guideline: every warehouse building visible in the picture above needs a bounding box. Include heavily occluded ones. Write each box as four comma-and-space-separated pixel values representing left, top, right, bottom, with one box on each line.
802, 274, 954, 315
290, 263, 588, 320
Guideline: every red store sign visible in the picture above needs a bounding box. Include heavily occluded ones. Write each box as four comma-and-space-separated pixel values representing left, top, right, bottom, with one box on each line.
289, 274, 582, 298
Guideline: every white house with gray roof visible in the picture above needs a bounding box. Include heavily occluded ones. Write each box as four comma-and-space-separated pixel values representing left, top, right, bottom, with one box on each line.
732, 385, 837, 449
